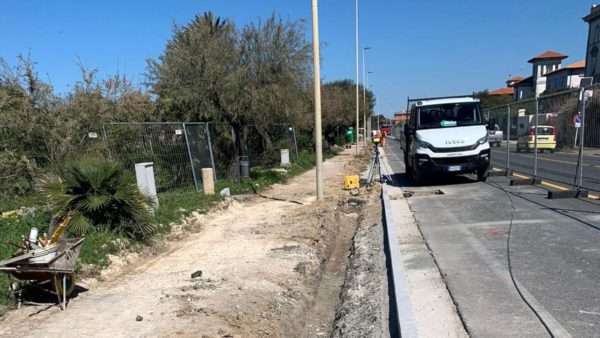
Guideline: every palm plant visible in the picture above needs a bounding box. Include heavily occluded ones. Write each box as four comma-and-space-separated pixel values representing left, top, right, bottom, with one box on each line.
44, 159, 155, 239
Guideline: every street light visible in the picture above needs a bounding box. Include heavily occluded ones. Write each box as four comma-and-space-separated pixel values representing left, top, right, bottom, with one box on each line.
577, 76, 594, 190
311, 0, 324, 200
355, 0, 360, 155
362, 47, 371, 145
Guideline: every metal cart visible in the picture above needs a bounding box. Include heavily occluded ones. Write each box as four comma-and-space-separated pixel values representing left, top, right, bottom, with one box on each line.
0, 238, 85, 310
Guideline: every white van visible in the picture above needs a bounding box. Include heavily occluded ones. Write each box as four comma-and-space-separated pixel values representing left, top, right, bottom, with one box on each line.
400, 96, 490, 184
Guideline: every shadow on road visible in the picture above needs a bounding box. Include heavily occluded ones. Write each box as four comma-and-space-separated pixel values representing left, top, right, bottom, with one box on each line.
18, 283, 88, 310
386, 172, 479, 189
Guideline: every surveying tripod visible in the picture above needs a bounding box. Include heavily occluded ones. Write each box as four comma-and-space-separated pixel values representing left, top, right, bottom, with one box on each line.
366, 143, 382, 186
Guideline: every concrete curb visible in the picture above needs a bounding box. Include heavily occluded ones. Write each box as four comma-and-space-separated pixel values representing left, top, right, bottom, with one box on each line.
379, 148, 468, 338
380, 151, 419, 338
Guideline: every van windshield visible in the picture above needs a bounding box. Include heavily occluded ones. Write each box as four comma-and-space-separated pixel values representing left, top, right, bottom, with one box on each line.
417, 102, 482, 129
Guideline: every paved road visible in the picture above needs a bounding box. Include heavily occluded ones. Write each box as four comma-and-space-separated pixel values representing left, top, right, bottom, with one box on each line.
384, 138, 600, 337
490, 144, 600, 193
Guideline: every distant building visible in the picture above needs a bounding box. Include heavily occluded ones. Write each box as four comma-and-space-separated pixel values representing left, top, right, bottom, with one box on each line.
529, 51, 568, 97
545, 60, 586, 92
488, 76, 524, 99
583, 4, 600, 82
488, 87, 513, 97
513, 76, 534, 100
393, 112, 409, 125
506, 76, 524, 87
511, 50, 569, 100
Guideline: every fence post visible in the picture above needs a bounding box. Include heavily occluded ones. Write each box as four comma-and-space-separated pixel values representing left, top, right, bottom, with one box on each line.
291, 126, 299, 161
534, 97, 539, 177
506, 104, 511, 172
578, 89, 588, 189
102, 124, 113, 161
182, 123, 200, 192
205, 123, 217, 182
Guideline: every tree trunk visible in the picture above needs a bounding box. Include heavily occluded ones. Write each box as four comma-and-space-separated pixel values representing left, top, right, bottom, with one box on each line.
254, 124, 273, 151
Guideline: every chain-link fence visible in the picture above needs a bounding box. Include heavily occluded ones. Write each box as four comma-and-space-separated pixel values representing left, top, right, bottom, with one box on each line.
102, 123, 210, 192
484, 82, 600, 195
85, 122, 303, 193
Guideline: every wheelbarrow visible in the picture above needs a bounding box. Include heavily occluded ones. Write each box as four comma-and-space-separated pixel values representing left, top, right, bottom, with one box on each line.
0, 237, 85, 310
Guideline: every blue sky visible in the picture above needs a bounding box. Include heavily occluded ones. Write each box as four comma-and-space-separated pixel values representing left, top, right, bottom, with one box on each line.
0, 0, 594, 116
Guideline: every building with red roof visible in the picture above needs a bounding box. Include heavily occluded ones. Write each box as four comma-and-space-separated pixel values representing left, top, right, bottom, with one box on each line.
546, 60, 586, 92
488, 87, 514, 97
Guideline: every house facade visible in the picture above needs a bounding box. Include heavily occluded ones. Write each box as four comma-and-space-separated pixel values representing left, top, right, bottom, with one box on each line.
545, 60, 586, 92
584, 4, 600, 82
510, 51, 569, 100
529, 51, 568, 97
487, 76, 523, 98
513, 76, 534, 101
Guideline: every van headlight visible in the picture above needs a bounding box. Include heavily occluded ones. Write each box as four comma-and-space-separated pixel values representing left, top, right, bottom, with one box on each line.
416, 139, 434, 150
477, 135, 488, 145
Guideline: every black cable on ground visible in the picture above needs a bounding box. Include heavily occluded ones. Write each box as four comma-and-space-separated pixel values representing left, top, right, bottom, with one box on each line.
495, 182, 600, 232
249, 184, 304, 205
487, 181, 555, 338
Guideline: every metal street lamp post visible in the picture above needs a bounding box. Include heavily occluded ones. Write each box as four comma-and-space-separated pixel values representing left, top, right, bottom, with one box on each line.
362, 47, 371, 144
355, 0, 360, 154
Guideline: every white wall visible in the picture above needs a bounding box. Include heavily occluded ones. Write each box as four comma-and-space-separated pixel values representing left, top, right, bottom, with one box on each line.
568, 74, 583, 88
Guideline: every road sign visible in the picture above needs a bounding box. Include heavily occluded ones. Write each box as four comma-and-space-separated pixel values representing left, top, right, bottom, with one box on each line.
574, 113, 582, 128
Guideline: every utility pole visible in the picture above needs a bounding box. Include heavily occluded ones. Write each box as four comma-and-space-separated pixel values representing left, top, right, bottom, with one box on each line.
311, 0, 324, 200
362, 47, 371, 145
355, 0, 360, 155
367, 70, 374, 138
577, 77, 593, 189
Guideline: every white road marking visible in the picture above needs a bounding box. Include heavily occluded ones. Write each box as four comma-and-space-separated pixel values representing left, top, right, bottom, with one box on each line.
438, 219, 551, 228
584, 214, 600, 221
579, 310, 600, 316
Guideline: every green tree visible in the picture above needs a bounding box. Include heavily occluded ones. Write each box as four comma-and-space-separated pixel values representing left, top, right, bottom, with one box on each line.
474, 90, 513, 110
321, 80, 374, 143
147, 12, 313, 172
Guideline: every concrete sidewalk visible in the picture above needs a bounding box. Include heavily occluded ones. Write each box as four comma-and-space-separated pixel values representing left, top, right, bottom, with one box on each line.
380, 149, 467, 338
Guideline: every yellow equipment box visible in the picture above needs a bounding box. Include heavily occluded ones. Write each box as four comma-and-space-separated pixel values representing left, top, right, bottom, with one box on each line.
344, 175, 360, 190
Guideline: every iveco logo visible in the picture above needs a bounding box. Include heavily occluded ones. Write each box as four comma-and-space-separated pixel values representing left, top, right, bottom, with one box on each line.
445, 139, 465, 145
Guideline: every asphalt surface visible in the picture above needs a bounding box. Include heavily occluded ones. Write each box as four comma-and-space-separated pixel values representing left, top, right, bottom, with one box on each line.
490, 143, 600, 193
384, 138, 600, 337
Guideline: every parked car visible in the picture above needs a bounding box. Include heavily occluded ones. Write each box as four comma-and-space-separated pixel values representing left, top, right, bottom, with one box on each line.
488, 124, 503, 147
516, 125, 556, 153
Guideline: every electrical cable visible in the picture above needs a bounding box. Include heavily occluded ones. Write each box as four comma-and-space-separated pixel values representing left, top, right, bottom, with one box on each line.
495, 182, 600, 232
249, 184, 304, 205
487, 181, 556, 338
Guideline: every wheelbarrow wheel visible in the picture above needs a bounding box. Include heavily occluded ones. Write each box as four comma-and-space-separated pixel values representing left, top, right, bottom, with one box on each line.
52, 274, 76, 297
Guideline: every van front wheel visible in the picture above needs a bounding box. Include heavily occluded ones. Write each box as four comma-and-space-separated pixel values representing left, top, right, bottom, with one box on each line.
477, 168, 488, 182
